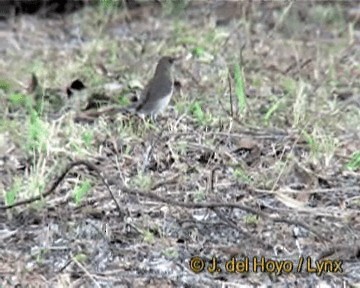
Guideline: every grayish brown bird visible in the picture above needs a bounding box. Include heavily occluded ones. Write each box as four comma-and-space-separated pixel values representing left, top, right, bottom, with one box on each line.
130, 56, 175, 120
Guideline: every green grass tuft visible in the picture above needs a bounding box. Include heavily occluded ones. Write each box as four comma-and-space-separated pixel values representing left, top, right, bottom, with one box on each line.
8, 93, 31, 108
26, 110, 48, 153
346, 151, 360, 171
5, 177, 22, 206
73, 180, 92, 205
189, 101, 212, 125
233, 62, 246, 114
0, 79, 12, 92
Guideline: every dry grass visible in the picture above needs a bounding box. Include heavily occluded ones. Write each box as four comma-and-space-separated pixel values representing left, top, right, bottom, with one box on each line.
0, 1, 359, 287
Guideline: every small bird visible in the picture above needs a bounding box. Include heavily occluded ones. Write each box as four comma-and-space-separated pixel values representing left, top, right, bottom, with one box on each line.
131, 56, 175, 120
75, 57, 176, 122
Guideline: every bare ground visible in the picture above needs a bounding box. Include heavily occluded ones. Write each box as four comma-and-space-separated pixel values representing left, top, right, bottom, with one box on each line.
0, 1, 359, 287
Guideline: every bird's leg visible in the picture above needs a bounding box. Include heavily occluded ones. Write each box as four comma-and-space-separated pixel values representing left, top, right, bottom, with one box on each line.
148, 114, 160, 130
151, 114, 157, 124
137, 113, 147, 127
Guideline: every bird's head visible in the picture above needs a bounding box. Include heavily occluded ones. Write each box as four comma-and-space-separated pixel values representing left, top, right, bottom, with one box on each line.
155, 56, 176, 76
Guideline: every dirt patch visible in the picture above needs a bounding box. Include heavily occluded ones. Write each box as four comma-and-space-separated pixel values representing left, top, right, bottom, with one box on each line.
0, 1, 359, 287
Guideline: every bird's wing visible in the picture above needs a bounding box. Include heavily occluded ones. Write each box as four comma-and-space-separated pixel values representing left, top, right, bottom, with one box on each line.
135, 78, 154, 111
